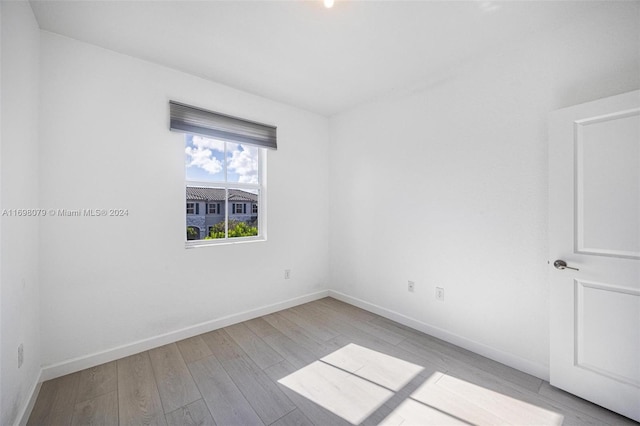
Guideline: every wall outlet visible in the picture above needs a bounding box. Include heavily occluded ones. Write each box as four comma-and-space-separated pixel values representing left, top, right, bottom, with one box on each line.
408, 280, 415, 292
284, 269, 291, 279
436, 287, 444, 302
18, 344, 24, 368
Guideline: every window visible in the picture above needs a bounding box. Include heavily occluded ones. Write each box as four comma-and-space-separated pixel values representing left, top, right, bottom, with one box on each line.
232, 203, 246, 215
206, 203, 220, 215
184, 138, 260, 242
170, 101, 276, 246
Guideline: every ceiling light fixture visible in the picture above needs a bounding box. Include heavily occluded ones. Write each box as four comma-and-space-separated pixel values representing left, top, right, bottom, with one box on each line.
324, 0, 334, 8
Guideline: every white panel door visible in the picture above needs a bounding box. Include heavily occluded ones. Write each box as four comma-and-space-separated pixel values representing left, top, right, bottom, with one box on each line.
549, 90, 640, 422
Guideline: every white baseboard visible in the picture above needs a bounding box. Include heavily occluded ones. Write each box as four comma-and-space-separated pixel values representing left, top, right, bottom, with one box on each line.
14, 369, 42, 426
40, 290, 329, 382
328, 290, 549, 381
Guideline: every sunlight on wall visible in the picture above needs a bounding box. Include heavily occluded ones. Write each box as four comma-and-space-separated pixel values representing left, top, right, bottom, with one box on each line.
279, 343, 564, 425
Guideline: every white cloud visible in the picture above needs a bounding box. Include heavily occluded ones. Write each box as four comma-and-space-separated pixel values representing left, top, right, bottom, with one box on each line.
185, 138, 258, 181
228, 144, 258, 183
192, 135, 225, 152
185, 145, 223, 175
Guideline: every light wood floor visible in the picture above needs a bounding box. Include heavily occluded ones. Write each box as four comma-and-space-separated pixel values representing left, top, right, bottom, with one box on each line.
28, 297, 638, 425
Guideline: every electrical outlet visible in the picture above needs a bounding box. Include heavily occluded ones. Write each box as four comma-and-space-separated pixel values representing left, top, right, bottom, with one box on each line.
18, 344, 24, 368
284, 269, 291, 279
408, 280, 415, 292
436, 287, 444, 302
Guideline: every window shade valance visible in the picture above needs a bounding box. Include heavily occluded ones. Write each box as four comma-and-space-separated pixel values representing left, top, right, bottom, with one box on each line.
170, 101, 277, 150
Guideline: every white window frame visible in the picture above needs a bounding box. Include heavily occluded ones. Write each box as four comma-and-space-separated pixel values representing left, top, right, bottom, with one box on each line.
186, 139, 266, 248
186, 202, 196, 215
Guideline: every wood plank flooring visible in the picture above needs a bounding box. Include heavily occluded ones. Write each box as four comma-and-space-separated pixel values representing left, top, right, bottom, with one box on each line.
27, 297, 638, 426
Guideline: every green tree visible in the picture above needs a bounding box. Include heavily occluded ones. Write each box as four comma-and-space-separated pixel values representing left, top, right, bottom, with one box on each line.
205, 220, 258, 239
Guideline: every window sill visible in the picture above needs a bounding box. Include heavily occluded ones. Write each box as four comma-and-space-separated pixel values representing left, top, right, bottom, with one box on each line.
185, 236, 266, 249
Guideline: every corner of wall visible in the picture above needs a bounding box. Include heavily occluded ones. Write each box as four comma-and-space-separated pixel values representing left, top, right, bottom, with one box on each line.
1, 1, 42, 425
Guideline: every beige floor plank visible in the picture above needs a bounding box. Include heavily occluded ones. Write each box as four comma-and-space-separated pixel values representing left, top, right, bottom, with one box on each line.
328, 331, 443, 377
321, 343, 425, 392
165, 399, 216, 426
262, 331, 318, 369
71, 390, 118, 426
399, 337, 544, 400
435, 362, 606, 426
76, 361, 117, 404
176, 335, 213, 364
188, 355, 263, 426
378, 398, 469, 426
245, 316, 280, 338
295, 302, 406, 346
397, 337, 465, 372
433, 372, 565, 425
291, 307, 394, 354
360, 372, 431, 426
117, 351, 167, 426
27, 372, 80, 426
269, 409, 314, 426
399, 328, 543, 393
370, 315, 432, 340
315, 297, 378, 322
278, 359, 394, 425
411, 372, 517, 425
202, 329, 296, 424
263, 312, 343, 358
295, 304, 407, 355
277, 307, 340, 342
264, 360, 351, 426
149, 343, 202, 414
225, 322, 284, 369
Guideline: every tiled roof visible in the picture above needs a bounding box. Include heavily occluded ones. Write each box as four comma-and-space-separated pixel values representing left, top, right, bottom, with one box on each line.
186, 186, 257, 202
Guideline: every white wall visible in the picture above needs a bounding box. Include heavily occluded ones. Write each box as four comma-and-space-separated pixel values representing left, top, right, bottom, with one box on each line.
1, 1, 41, 424
38, 32, 329, 369
328, 2, 640, 378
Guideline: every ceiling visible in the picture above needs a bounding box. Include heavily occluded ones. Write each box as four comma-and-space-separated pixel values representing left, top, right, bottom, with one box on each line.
30, 0, 608, 116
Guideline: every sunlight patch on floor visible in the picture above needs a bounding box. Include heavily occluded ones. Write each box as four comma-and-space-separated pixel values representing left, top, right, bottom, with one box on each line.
278, 359, 395, 424
278, 343, 424, 424
321, 343, 425, 391
278, 343, 564, 425
382, 372, 564, 426
380, 398, 470, 425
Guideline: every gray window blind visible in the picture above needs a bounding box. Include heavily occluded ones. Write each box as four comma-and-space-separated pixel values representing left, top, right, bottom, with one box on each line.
170, 101, 277, 150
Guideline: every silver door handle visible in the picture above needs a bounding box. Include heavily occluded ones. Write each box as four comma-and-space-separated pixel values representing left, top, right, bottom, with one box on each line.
553, 260, 579, 271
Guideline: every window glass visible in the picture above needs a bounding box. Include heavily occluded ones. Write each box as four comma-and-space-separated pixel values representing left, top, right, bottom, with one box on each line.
185, 135, 262, 243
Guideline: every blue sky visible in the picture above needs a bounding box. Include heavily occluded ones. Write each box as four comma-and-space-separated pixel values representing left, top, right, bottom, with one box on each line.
185, 134, 258, 183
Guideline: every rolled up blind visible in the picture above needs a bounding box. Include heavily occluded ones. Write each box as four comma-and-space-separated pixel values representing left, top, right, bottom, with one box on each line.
170, 101, 277, 150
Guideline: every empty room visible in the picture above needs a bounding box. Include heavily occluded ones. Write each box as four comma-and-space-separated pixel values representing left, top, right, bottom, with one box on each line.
1, 0, 639, 425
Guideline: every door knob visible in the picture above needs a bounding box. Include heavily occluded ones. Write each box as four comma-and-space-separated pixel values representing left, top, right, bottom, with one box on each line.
553, 260, 579, 271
